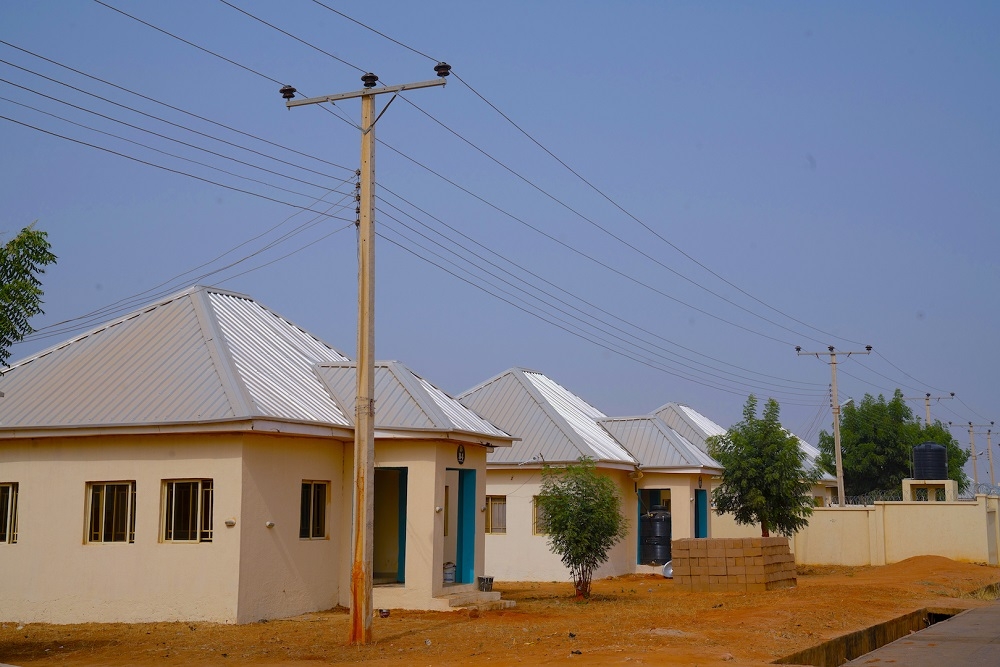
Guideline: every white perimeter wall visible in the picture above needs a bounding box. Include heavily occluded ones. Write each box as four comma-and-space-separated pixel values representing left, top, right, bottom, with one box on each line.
0, 434, 243, 624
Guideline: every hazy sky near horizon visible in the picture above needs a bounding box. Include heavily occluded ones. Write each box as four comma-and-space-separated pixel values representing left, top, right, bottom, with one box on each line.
2, 2, 998, 481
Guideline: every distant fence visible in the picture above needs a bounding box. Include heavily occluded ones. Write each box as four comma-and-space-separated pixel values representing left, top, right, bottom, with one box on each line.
843, 489, 902, 505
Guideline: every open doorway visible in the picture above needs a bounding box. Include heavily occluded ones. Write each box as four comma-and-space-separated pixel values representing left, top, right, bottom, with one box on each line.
374, 467, 407, 585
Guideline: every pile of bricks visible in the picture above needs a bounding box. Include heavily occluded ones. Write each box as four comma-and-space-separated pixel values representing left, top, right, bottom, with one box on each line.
671, 537, 796, 592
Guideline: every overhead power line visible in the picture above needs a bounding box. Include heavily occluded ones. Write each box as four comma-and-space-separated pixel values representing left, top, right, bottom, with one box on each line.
309, 1, 869, 349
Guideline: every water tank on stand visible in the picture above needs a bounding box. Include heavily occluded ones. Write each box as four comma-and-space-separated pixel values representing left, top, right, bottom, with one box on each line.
639, 505, 671, 566
913, 442, 948, 480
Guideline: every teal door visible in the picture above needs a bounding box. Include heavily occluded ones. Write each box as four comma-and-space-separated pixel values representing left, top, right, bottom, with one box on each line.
453, 469, 476, 584
694, 489, 708, 538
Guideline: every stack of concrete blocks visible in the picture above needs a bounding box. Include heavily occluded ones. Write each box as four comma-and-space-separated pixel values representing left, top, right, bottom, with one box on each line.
671, 537, 796, 592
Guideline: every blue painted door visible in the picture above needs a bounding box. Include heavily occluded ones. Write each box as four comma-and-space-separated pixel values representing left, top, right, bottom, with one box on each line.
694, 489, 708, 538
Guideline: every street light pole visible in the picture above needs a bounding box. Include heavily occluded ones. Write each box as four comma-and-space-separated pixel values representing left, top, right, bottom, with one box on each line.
281, 65, 449, 645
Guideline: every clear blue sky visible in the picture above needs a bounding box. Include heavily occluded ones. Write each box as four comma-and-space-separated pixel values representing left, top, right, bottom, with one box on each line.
2, 2, 998, 481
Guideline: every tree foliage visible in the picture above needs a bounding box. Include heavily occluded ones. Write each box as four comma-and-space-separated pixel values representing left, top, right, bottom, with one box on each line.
817, 389, 969, 495
536, 457, 627, 599
707, 395, 819, 537
0, 224, 56, 366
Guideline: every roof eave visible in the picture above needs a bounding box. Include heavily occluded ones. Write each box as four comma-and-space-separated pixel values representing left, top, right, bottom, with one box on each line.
0, 416, 355, 440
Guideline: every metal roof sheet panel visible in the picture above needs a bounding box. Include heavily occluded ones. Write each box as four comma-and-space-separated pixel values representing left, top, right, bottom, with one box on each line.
459, 369, 635, 464
208, 290, 350, 425
598, 416, 721, 470
0, 286, 352, 429
316, 362, 510, 438
0, 293, 234, 427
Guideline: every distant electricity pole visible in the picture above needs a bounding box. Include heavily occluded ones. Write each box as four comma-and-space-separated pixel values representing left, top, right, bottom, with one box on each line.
903, 392, 955, 426
796, 345, 872, 505
951, 421, 995, 488
280, 63, 450, 645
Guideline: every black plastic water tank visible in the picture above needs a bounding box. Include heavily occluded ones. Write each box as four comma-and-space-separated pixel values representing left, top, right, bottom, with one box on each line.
639, 506, 671, 565
913, 442, 948, 480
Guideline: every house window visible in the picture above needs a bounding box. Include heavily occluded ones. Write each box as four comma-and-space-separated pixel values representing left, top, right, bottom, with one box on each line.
300, 481, 328, 539
485, 495, 506, 534
532, 496, 550, 535
0, 483, 18, 544
163, 479, 213, 542
88, 482, 136, 543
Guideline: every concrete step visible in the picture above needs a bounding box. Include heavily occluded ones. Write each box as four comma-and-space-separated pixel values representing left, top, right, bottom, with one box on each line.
437, 589, 516, 610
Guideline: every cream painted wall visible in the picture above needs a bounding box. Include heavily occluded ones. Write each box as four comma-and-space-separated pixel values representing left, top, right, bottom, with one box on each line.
338, 439, 491, 611
717, 496, 1000, 567
710, 511, 767, 540
483, 468, 707, 582
237, 434, 345, 623
0, 434, 243, 624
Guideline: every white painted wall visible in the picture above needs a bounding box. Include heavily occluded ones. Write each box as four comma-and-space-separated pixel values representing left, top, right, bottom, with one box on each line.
0, 434, 243, 624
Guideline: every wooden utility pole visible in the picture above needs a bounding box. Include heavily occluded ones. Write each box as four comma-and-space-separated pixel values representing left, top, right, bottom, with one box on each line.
988, 426, 995, 487
281, 65, 449, 644
797, 345, 872, 505
903, 392, 955, 426
969, 422, 979, 488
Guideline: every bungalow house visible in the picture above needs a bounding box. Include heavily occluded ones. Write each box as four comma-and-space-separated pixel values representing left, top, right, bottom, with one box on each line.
0, 285, 513, 624
458, 368, 722, 582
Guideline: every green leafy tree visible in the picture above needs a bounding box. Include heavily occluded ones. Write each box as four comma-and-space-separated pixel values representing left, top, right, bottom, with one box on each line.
0, 224, 56, 366
536, 457, 628, 599
707, 395, 820, 537
817, 389, 969, 495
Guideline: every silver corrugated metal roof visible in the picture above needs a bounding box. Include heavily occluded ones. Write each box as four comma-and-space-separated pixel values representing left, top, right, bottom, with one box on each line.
0, 286, 351, 429
316, 361, 511, 439
654, 402, 727, 453
598, 416, 722, 471
458, 368, 636, 465
653, 402, 833, 481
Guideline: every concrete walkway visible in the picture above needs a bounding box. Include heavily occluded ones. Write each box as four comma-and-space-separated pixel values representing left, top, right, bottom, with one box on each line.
844, 602, 1000, 666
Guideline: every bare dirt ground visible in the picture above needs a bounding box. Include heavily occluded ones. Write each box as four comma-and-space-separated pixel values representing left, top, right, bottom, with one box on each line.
1, 556, 997, 667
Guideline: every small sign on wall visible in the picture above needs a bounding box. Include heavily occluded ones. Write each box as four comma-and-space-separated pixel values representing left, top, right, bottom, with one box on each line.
457, 444, 466, 465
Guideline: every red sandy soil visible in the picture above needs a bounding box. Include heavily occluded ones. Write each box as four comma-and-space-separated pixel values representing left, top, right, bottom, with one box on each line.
1, 556, 997, 667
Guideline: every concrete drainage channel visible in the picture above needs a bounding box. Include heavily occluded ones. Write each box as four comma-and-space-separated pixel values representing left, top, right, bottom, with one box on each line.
773, 606, 962, 667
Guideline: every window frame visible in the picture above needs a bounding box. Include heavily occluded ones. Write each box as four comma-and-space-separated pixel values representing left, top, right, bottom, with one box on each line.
0, 482, 18, 544
485, 495, 506, 534
299, 481, 329, 540
161, 479, 214, 543
86, 481, 136, 544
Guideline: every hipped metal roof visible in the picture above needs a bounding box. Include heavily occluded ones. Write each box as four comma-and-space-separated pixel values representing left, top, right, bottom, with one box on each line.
316, 361, 511, 440
598, 416, 722, 472
459, 368, 638, 466
0, 286, 510, 445
655, 402, 832, 481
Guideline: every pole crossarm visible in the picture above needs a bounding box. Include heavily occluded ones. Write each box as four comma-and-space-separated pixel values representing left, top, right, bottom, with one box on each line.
948, 421, 995, 487
795, 345, 872, 506
903, 392, 955, 426
286, 77, 446, 108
